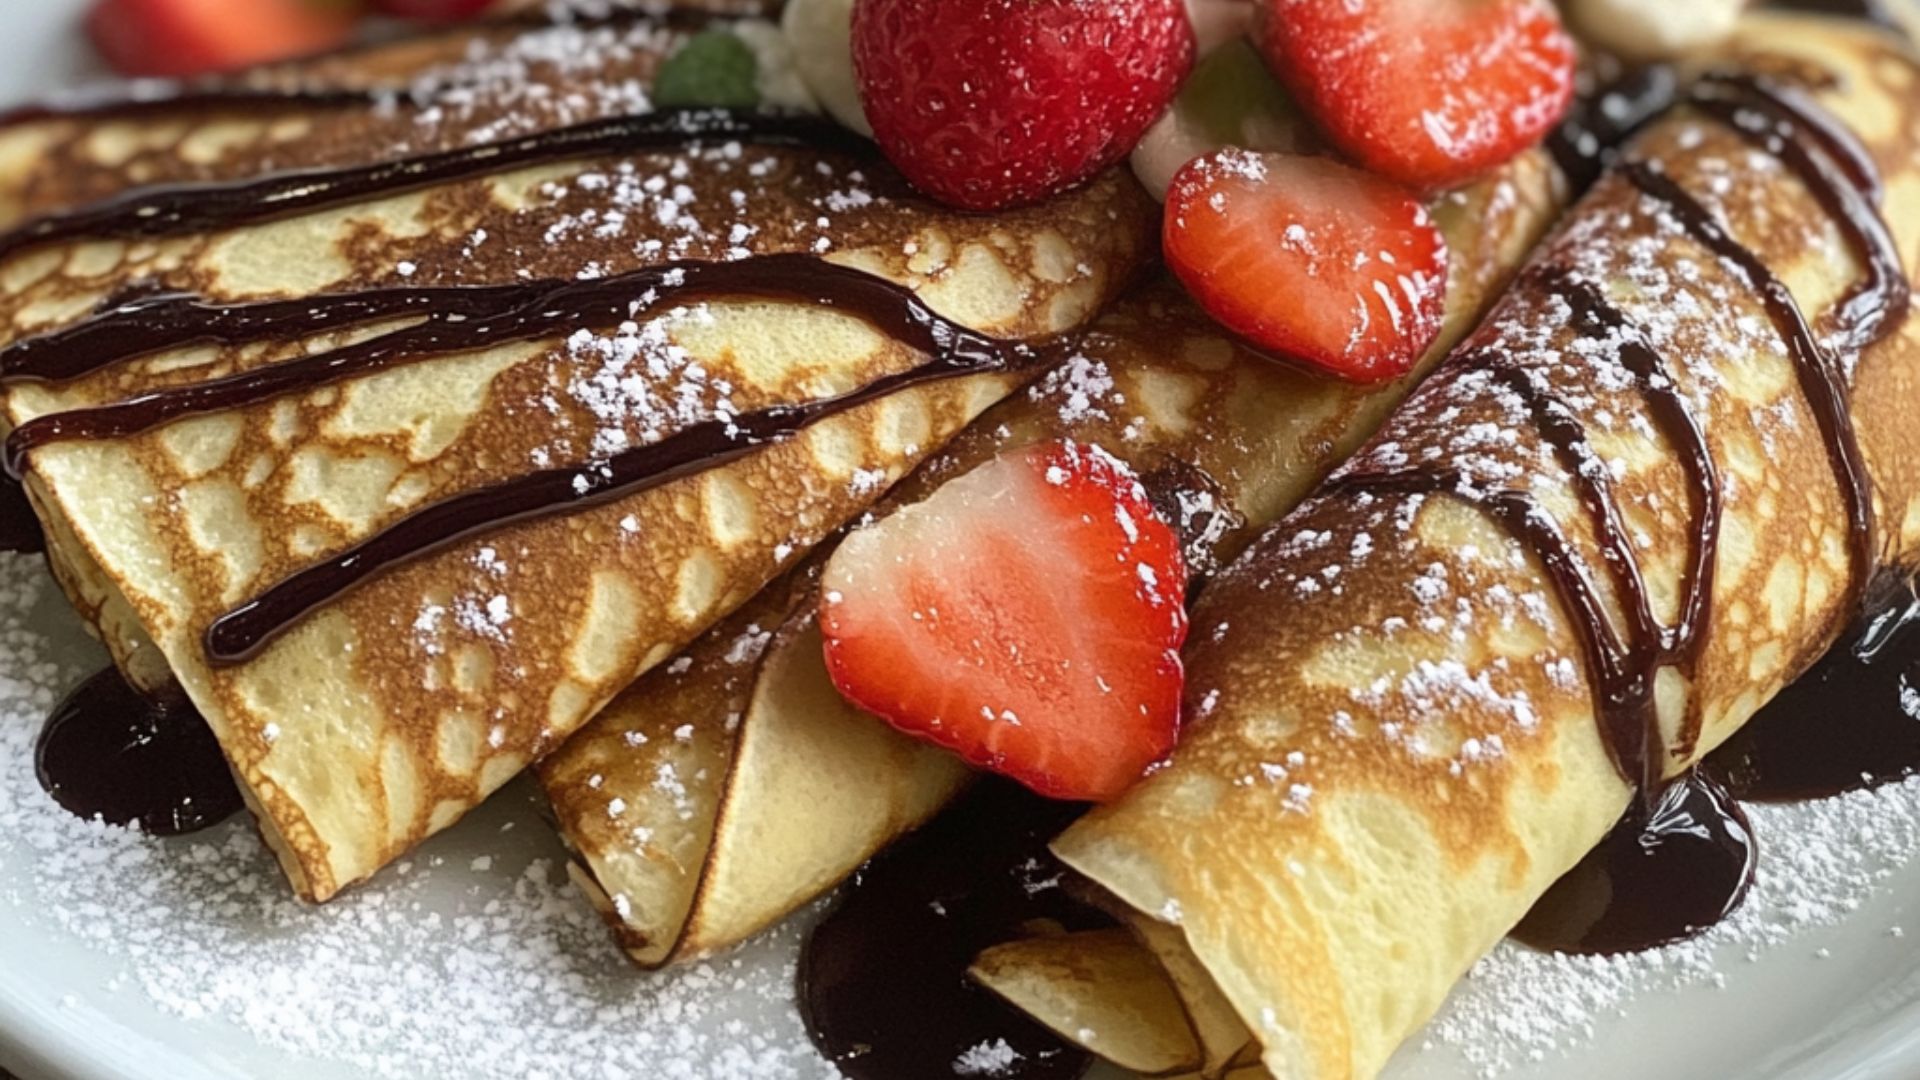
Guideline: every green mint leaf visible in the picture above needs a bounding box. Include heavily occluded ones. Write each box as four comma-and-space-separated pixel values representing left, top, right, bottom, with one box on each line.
654, 30, 761, 109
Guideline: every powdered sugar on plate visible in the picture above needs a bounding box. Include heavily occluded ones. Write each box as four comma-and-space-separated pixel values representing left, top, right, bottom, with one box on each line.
7, 537, 1920, 1080
1408, 775, 1920, 1077
0, 553, 836, 1080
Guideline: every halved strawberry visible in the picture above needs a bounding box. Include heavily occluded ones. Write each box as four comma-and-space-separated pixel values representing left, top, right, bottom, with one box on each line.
1163, 149, 1449, 384
820, 440, 1188, 803
1254, 0, 1576, 188
86, 0, 360, 79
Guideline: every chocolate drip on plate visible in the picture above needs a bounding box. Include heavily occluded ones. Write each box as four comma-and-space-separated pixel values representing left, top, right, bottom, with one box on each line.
0, 473, 42, 553
0, 108, 870, 263
35, 667, 243, 836
800, 782, 1103, 1080
1707, 575, 1920, 799
1513, 771, 1756, 955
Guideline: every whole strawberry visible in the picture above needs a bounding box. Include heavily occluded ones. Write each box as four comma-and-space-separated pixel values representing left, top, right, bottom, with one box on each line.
852, 0, 1195, 211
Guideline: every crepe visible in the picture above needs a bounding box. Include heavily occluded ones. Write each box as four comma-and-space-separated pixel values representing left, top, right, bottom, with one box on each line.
997, 15, 1920, 1080
0, 5, 800, 227
538, 147, 1565, 967
0, 5, 809, 693
0, 44, 1156, 900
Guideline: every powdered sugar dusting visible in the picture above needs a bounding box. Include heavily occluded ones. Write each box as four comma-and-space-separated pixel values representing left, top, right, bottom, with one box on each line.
1413, 778, 1920, 1077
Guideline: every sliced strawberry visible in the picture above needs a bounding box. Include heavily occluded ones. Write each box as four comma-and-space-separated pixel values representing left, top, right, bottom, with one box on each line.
1254, 0, 1576, 188
86, 0, 360, 79
851, 0, 1194, 211
820, 440, 1188, 803
1164, 149, 1449, 384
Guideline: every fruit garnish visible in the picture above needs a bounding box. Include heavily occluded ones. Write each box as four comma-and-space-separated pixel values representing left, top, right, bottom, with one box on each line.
850, 0, 1195, 211
820, 440, 1188, 803
1131, 38, 1315, 201
87, 0, 360, 78
1253, 0, 1576, 188
653, 29, 761, 109
370, 0, 495, 18
782, 0, 871, 136
1163, 149, 1449, 384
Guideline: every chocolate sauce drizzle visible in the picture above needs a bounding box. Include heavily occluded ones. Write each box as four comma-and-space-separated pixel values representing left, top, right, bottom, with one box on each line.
4, 255, 1033, 480
800, 781, 1104, 1080
0, 107, 868, 264
35, 666, 243, 836
199, 258, 1054, 665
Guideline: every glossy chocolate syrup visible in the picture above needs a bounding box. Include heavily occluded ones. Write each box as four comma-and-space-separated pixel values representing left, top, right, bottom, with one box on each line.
35, 667, 243, 836
6, 256, 1032, 475
1512, 771, 1756, 955
1707, 575, 1920, 800
0, 107, 868, 263
0, 282, 514, 385
1549, 64, 1682, 192
0, 473, 42, 553
800, 782, 1104, 1080
198, 258, 1054, 665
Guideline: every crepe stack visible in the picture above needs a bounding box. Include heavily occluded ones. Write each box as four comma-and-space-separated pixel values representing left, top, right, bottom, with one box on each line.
538, 148, 1565, 968
974, 13, 1920, 1080
0, 19, 1157, 899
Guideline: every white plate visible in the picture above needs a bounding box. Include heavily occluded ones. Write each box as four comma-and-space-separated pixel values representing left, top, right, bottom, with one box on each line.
4, 4, 1920, 1079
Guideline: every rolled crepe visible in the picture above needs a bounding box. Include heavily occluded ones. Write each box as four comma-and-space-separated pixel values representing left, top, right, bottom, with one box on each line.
1019, 15, 1920, 1080
0, 6, 759, 226
0, 58, 1155, 899
539, 148, 1565, 966
0, 6, 803, 694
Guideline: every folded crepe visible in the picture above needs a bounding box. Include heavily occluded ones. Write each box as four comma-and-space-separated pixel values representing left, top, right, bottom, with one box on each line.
0, 41, 1156, 898
538, 147, 1565, 967
981, 14, 1920, 1080
0, 4, 793, 227
0, 4, 808, 693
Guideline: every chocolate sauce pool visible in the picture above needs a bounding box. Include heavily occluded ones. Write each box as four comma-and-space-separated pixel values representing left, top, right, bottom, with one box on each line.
0, 474, 41, 553
1708, 576, 1920, 800
800, 782, 1103, 1080
1514, 772, 1757, 955
35, 667, 242, 836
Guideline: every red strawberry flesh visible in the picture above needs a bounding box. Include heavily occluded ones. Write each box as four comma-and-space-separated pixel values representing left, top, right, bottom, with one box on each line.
820, 440, 1188, 803
1255, 0, 1576, 188
1164, 149, 1450, 384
